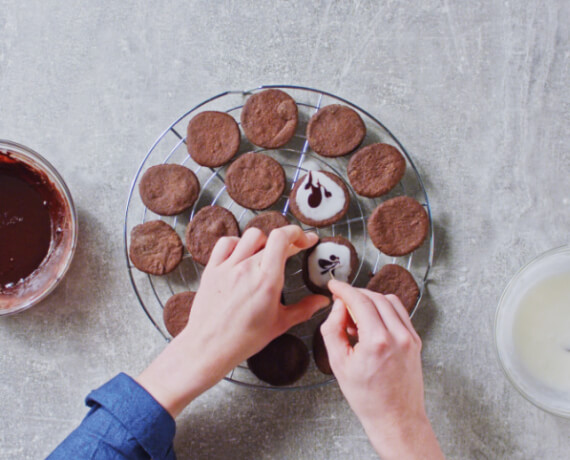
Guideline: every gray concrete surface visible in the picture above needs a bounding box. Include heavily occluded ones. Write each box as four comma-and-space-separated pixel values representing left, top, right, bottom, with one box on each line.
1, 1, 569, 458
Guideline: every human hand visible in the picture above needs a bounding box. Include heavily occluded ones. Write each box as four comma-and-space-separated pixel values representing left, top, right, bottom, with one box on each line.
137, 226, 329, 417
321, 280, 444, 460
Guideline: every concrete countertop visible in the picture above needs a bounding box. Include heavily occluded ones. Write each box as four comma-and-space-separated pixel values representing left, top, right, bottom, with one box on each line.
1, 1, 569, 458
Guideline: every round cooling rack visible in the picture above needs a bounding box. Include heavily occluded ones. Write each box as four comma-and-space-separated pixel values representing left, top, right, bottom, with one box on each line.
124, 85, 434, 390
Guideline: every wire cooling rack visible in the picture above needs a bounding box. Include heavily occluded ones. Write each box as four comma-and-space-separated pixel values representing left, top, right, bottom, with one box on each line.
124, 85, 434, 390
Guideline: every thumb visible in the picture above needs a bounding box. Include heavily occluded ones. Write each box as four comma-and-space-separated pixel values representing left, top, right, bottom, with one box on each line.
321, 299, 351, 365
282, 294, 330, 329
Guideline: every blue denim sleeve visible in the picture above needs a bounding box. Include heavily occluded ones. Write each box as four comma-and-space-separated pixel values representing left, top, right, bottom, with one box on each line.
47, 373, 176, 460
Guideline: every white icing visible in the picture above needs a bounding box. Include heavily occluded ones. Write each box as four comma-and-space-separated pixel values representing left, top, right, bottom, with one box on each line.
307, 242, 352, 288
295, 171, 346, 221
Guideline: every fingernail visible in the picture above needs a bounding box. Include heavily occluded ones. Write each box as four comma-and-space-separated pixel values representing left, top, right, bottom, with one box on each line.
328, 278, 340, 288
307, 232, 319, 242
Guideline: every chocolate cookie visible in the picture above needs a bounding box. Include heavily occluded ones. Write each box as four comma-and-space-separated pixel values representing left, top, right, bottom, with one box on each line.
129, 220, 184, 275
303, 236, 359, 295
186, 111, 240, 167
366, 264, 419, 314
163, 291, 196, 337
347, 143, 406, 197
225, 152, 285, 210
313, 322, 333, 375
307, 104, 366, 157
240, 89, 298, 148
289, 170, 350, 227
367, 196, 429, 256
244, 211, 289, 236
185, 205, 240, 265
247, 333, 309, 386
139, 164, 200, 216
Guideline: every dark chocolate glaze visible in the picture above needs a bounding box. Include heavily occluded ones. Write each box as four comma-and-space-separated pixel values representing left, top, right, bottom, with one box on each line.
304, 171, 332, 208
0, 154, 61, 288
318, 254, 340, 275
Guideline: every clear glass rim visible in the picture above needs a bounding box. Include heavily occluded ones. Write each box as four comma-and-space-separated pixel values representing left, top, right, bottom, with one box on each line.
494, 244, 570, 418
0, 139, 79, 316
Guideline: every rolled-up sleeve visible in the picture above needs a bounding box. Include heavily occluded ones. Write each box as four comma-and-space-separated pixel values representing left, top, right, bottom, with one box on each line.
47, 373, 176, 460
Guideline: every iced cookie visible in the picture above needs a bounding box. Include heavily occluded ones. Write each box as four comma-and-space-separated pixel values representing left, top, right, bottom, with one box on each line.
303, 236, 358, 295
289, 170, 349, 227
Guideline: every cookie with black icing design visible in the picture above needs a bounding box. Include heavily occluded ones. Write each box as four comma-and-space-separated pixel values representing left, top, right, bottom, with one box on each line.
289, 170, 350, 227
303, 236, 358, 295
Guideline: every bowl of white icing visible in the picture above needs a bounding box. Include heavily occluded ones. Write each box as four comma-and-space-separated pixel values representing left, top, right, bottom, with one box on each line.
495, 245, 570, 418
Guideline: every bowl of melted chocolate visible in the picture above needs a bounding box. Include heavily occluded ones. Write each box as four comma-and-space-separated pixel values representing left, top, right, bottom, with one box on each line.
0, 140, 78, 315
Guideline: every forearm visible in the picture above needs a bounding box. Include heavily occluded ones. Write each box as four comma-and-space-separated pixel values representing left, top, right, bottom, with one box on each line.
363, 413, 445, 460
136, 330, 227, 418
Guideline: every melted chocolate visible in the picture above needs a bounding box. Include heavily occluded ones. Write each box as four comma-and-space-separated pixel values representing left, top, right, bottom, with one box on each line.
0, 156, 54, 287
318, 254, 340, 275
304, 172, 332, 208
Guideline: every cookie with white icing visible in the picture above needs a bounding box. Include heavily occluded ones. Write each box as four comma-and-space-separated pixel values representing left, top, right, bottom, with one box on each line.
289, 170, 350, 227
303, 236, 358, 295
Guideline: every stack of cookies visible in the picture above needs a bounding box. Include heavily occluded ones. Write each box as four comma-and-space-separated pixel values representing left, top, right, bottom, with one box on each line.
128, 88, 429, 386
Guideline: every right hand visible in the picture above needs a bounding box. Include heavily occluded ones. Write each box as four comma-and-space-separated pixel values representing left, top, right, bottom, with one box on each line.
321, 280, 445, 460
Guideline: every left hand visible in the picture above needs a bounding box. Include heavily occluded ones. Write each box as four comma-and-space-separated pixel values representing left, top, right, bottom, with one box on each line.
137, 226, 329, 417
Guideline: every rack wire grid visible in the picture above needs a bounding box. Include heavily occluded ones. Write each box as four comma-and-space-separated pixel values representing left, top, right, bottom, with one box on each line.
124, 85, 434, 390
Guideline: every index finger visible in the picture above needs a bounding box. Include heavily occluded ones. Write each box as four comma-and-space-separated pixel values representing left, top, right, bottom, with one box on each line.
261, 225, 318, 275
328, 279, 386, 339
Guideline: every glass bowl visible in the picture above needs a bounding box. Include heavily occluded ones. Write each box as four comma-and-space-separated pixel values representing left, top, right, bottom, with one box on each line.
0, 140, 78, 316
495, 245, 570, 418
